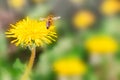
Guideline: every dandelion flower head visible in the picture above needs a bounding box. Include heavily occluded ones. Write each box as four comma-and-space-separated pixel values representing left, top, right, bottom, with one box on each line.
6, 17, 57, 47
73, 10, 95, 29
85, 36, 118, 54
7, 0, 26, 10
100, 0, 119, 15
53, 58, 86, 75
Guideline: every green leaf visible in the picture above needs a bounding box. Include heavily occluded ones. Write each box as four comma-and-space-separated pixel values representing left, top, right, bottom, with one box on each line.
13, 59, 26, 73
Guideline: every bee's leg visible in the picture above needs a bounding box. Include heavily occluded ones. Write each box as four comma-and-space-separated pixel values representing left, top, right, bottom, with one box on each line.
46, 21, 51, 29
46, 23, 49, 29
47, 26, 49, 29
46, 22, 49, 29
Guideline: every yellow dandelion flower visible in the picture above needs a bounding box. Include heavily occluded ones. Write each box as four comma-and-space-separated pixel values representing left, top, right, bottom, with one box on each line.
53, 58, 86, 75
6, 17, 57, 47
85, 36, 118, 54
7, 0, 26, 10
73, 10, 95, 29
6, 17, 57, 80
100, 0, 119, 15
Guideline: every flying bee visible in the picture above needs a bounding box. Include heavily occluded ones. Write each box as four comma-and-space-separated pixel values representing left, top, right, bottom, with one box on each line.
39, 15, 61, 29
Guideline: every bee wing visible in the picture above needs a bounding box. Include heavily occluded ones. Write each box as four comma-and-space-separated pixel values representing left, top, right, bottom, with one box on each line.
39, 18, 46, 21
53, 16, 61, 20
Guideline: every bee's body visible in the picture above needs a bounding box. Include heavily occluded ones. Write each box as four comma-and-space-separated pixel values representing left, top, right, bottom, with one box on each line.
40, 15, 61, 29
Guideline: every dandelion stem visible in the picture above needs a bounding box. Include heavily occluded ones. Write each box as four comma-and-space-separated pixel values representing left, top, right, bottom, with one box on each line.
21, 47, 36, 80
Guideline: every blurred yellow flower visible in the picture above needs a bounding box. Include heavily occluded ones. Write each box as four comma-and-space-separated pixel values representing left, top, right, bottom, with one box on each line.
53, 58, 86, 75
6, 17, 57, 47
100, 0, 119, 15
85, 36, 118, 53
73, 10, 95, 29
7, 0, 26, 10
